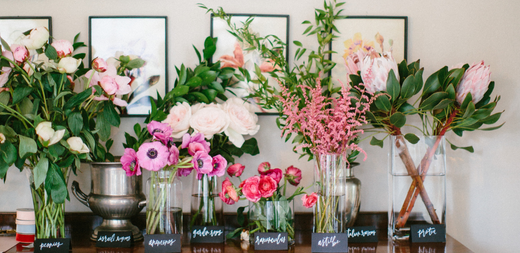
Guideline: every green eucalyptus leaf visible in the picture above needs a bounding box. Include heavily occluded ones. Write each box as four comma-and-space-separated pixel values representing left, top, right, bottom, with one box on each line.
386, 69, 400, 102
390, 112, 406, 128
19, 135, 37, 158
374, 94, 391, 111
33, 157, 49, 189
404, 133, 420, 144
370, 136, 384, 148
67, 112, 83, 136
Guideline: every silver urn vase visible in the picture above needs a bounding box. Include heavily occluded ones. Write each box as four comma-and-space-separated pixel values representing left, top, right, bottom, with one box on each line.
345, 165, 361, 227
72, 162, 146, 241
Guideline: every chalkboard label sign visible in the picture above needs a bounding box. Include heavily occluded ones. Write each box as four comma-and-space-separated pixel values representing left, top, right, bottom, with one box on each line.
346, 226, 378, 243
144, 234, 182, 253
34, 238, 71, 253
96, 231, 133, 248
311, 233, 348, 252
253, 232, 289, 250
190, 226, 225, 243
410, 224, 446, 243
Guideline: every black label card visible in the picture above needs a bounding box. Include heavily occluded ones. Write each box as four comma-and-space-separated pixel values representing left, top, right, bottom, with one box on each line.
144, 234, 182, 253
311, 233, 348, 252
410, 224, 446, 243
253, 232, 289, 250
96, 231, 133, 248
346, 226, 378, 243
34, 238, 71, 253
190, 226, 225, 243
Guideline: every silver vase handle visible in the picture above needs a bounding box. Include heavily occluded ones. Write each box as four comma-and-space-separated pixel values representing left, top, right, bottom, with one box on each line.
71, 181, 90, 207
138, 200, 147, 209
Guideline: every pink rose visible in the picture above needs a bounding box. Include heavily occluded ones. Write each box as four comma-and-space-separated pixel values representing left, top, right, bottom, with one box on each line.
227, 163, 245, 177
189, 103, 230, 139
223, 97, 260, 147
11, 44, 29, 63
302, 193, 318, 208
456, 61, 491, 104
209, 155, 227, 177
163, 102, 192, 138
92, 57, 108, 72
265, 168, 283, 184
258, 175, 277, 198
240, 176, 261, 202
258, 162, 271, 175
285, 166, 302, 186
51, 40, 73, 58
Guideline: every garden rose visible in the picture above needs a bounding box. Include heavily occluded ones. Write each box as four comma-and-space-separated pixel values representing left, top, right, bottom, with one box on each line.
121, 148, 141, 176
57, 57, 80, 74
227, 163, 245, 177
67, 137, 90, 154
265, 168, 283, 184
92, 57, 108, 72
360, 51, 399, 94
189, 104, 230, 139
163, 102, 191, 138
258, 162, 271, 175
285, 166, 302, 186
21, 27, 49, 50
209, 155, 227, 177
240, 176, 261, 202
35, 122, 65, 147
302, 192, 318, 208
51, 40, 73, 58
11, 44, 29, 63
136, 142, 169, 171
223, 97, 260, 147
258, 175, 277, 198
456, 61, 491, 104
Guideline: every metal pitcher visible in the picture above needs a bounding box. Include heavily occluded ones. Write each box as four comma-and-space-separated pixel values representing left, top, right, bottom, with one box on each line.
72, 162, 146, 241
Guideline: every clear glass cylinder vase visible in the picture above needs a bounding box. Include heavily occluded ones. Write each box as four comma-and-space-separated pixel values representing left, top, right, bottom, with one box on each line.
248, 200, 295, 244
191, 174, 223, 227
313, 153, 346, 233
146, 170, 183, 235
389, 135, 446, 241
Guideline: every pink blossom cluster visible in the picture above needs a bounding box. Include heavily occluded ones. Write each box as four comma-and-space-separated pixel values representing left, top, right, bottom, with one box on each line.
278, 80, 373, 158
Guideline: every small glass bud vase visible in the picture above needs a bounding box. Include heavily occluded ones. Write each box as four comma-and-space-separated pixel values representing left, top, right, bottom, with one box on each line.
248, 199, 295, 245
146, 170, 183, 235
190, 174, 223, 227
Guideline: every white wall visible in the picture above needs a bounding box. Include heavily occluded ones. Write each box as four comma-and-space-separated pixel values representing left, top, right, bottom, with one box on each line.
1, 0, 519, 252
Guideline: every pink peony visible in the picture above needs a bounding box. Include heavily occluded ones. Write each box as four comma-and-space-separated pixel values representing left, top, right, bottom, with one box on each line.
99, 76, 119, 95
302, 192, 318, 208
121, 148, 141, 176
456, 61, 491, 105
11, 44, 29, 63
168, 145, 180, 166
193, 151, 213, 177
258, 162, 271, 175
220, 178, 239, 205
240, 176, 261, 202
136, 142, 169, 171
92, 57, 108, 73
258, 175, 277, 198
209, 155, 227, 177
227, 163, 245, 177
360, 51, 399, 94
147, 121, 173, 144
51, 40, 73, 58
0, 67, 12, 87
285, 166, 302, 186
265, 168, 283, 184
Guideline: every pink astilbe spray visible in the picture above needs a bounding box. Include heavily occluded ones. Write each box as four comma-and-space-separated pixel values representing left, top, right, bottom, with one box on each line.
279, 79, 373, 159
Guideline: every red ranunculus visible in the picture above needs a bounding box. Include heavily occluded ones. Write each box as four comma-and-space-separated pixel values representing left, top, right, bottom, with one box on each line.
285, 165, 302, 186
219, 178, 239, 205
241, 176, 261, 202
258, 162, 271, 175
302, 192, 318, 208
227, 163, 245, 177
266, 168, 283, 184
258, 175, 277, 198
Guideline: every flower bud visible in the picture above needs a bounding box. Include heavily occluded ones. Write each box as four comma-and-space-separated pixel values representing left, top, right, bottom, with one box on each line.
57, 57, 80, 74
21, 27, 49, 50
67, 137, 90, 154
92, 57, 108, 72
35, 122, 65, 147
0, 133, 5, 144
456, 61, 491, 105
51, 40, 74, 58
11, 44, 29, 63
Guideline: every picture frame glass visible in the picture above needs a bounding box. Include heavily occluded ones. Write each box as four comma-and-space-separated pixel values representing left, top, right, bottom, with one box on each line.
0, 17, 51, 45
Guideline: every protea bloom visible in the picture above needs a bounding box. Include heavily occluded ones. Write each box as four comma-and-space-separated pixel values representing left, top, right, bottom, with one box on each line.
136, 142, 169, 171
456, 61, 491, 105
360, 51, 399, 94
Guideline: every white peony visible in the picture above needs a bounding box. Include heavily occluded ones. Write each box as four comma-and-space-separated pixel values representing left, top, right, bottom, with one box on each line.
0, 133, 5, 144
57, 57, 81, 74
21, 27, 50, 50
35, 122, 65, 147
189, 103, 230, 140
67, 137, 90, 154
163, 102, 192, 138
223, 97, 260, 147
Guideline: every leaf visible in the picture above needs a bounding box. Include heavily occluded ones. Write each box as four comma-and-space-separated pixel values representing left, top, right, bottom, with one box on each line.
413, 68, 424, 95
45, 45, 58, 61
202, 89, 218, 102
13, 87, 34, 105
462, 101, 475, 119
190, 92, 209, 103
19, 97, 33, 117
0, 156, 9, 179
374, 94, 391, 111
208, 81, 225, 94
423, 68, 443, 95
64, 88, 92, 110
450, 143, 474, 153
390, 112, 406, 128
419, 92, 449, 110
241, 138, 260, 155
386, 69, 400, 102
370, 136, 384, 148
19, 135, 37, 158
400, 75, 415, 99
170, 85, 190, 97
398, 102, 417, 115
404, 133, 420, 144
432, 98, 454, 110
103, 101, 121, 126
45, 164, 68, 204
127, 58, 145, 69
67, 112, 83, 136
199, 70, 217, 85
217, 68, 234, 80
186, 76, 202, 88
446, 83, 456, 100
480, 112, 502, 125
0, 141, 17, 165
95, 113, 111, 141
33, 157, 49, 189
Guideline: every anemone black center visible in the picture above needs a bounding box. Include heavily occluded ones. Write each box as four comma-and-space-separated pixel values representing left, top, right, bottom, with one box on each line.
147, 148, 158, 159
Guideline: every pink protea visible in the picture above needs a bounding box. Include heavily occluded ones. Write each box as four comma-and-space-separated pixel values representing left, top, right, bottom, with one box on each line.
136, 142, 169, 171
344, 49, 367, 76
456, 61, 491, 104
285, 166, 302, 186
121, 148, 141, 176
209, 155, 227, 177
360, 51, 399, 94
258, 162, 271, 175
227, 163, 245, 177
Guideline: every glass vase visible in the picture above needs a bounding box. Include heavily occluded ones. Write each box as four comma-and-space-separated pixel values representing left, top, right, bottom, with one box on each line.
248, 200, 295, 245
190, 174, 223, 227
345, 165, 361, 227
313, 153, 346, 233
146, 170, 183, 235
26, 167, 70, 239
389, 135, 446, 241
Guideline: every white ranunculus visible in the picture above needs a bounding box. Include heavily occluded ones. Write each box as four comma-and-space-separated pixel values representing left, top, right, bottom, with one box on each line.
223, 97, 260, 147
57, 57, 81, 74
67, 137, 90, 154
0, 133, 5, 144
163, 102, 192, 138
189, 104, 230, 140
21, 27, 50, 50
35, 122, 65, 147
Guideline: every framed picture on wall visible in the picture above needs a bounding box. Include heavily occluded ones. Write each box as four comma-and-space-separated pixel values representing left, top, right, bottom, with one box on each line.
0, 17, 52, 45
89, 16, 168, 116
211, 14, 289, 115
330, 16, 408, 87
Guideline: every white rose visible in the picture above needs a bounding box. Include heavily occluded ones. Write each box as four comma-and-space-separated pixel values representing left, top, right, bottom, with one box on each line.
163, 102, 191, 138
189, 104, 230, 140
67, 137, 90, 154
21, 27, 50, 50
57, 57, 81, 74
223, 97, 260, 147
0, 133, 5, 144
35, 122, 65, 147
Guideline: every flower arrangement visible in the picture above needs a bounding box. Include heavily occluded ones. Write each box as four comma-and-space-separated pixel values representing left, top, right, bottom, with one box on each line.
0, 27, 143, 239
220, 162, 314, 242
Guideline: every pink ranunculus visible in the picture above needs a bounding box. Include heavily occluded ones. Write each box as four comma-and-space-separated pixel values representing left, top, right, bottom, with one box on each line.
168, 145, 180, 166
147, 121, 173, 144
227, 163, 245, 177
360, 51, 399, 94
193, 151, 213, 177
302, 192, 318, 208
92, 57, 108, 72
51, 40, 73, 58
240, 176, 261, 203
258, 162, 271, 175
121, 148, 141, 176
285, 166, 302, 186
456, 61, 491, 105
209, 155, 227, 177
258, 175, 277, 198
11, 44, 29, 63
163, 102, 191, 138
136, 142, 169, 172
99, 76, 118, 95
265, 168, 283, 184
220, 178, 239, 205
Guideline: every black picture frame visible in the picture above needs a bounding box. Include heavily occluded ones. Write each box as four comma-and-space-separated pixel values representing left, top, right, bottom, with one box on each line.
210, 13, 290, 115
330, 16, 408, 87
0, 16, 52, 45
89, 16, 168, 117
